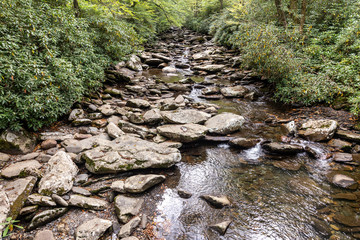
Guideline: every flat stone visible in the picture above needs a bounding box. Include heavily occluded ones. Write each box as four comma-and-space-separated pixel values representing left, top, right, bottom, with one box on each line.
262, 142, 303, 154
230, 138, 260, 148
332, 193, 357, 201
111, 181, 126, 193
205, 113, 245, 135
220, 86, 249, 97
28, 194, 57, 207
334, 212, 360, 227
336, 130, 360, 143
157, 124, 208, 143
331, 174, 358, 189
333, 152, 353, 163
328, 139, 352, 151
118, 120, 151, 139
124, 174, 166, 193
152, 53, 172, 62
193, 64, 226, 73
1, 160, 41, 178
0, 153, 10, 162
0, 129, 37, 154
98, 105, 116, 116
127, 112, 145, 124
82, 135, 181, 174
72, 187, 92, 196
40, 132, 73, 141
209, 220, 232, 235
76, 218, 113, 240
202, 86, 220, 95
115, 195, 143, 223
74, 174, 89, 185
272, 161, 302, 171
298, 119, 338, 141
200, 195, 231, 208
118, 216, 141, 238
68, 195, 108, 210
34, 230, 56, 240
38, 151, 78, 196
20, 152, 40, 160
126, 99, 150, 109
41, 139, 57, 150
162, 110, 211, 124
28, 208, 68, 230
52, 194, 68, 207
106, 122, 125, 139
72, 119, 92, 126
19, 205, 38, 216
143, 109, 163, 125
61, 134, 111, 154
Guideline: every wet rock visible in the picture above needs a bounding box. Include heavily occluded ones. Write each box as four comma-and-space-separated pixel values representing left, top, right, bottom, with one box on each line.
124, 174, 166, 193
118, 216, 141, 238
331, 174, 358, 190
334, 212, 360, 227
126, 55, 143, 72
311, 218, 331, 237
34, 230, 56, 240
106, 122, 125, 139
328, 139, 352, 151
115, 195, 143, 223
162, 110, 211, 124
126, 99, 150, 109
72, 187, 91, 196
205, 112, 245, 135
200, 195, 231, 208
336, 130, 360, 143
333, 152, 353, 163
272, 161, 302, 171
144, 109, 163, 125
289, 177, 324, 196
38, 151, 78, 196
111, 180, 126, 193
157, 123, 208, 143
162, 66, 177, 73
201, 86, 220, 95
262, 142, 303, 154
69, 109, 85, 121
28, 194, 57, 207
1, 160, 41, 178
41, 139, 57, 150
193, 64, 225, 73
220, 86, 249, 98
28, 208, 68, 230
229, 138, 260, 149
209, 220, 232, 235
68, 195, 108, 210
0, 129, 36, 154
298, 119, 338, 141
76, 217, 113, 240
283, 121, 297, 136
52, 194, 68, 207
83, 135, 181, 174
177, 189, 192, 199
332, 193, 357, 201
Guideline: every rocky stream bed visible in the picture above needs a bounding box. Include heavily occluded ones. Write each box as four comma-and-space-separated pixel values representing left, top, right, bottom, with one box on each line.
1, 28, 360, 240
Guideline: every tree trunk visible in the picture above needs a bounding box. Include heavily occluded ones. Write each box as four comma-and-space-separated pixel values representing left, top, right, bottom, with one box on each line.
219, 0, 223, 9
274, 0, 287, 28
73, 0, 80, 17
299, 0, 307, 33
289, 0, 299, 24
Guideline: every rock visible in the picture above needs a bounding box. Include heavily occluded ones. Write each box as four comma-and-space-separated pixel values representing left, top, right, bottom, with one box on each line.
162, 110, 211, 124
28, 208, 68, 230
61, 134, 111, 154
205, 113, 245, 135
168, 83, 191, 91
333, 152, 353, 163
1, 160, 41, 178
69, 109, 85, 121
127, 112, 145, 124
82, 135, 181, 174
229, 138, 260, 148
121, 237, 139, 240
283, 121, 297, 136
0, 186, 9, 234
200, 195, 231, 208
28, 194, 57, 207
20, 152, 40, 161
0, 153, 10, 162
193, 64, 225, 73
158, 98, 178, 111
74, 174, 89, 185
118, 120, 151, 139
162, 66, 177, 73
41, 139, 57, 150
52, 194, 68, 207
334, 212, 360, 227
72, 119, 92, 126
126, 99, 150, 109
209, 220, 232, 235
40, 132, 73, 142
201, 86, 220, 95
289, 177, 324, 196
262, 142, 303, 154
76, 218, 113, 240
111, 181, 126, 193
106, 122, 125, 139
38, 151, 78, 196
298, 119, 338, 141
68, 195, 108, 210
104, 88, 122, 97
144, 109, 163, 125
328, 139, 352, 151
19, 205, 38, 216
332, 193, 357, 201
144, 58, 163, 66
192, 50, 212, 60
98, 105, 116, 116
114, 68, 136, 82
88, 113, 103, 120
331, 174, 358, 190
152, 53, 172, 62
0, 129, 36, 154
34, 230, 56, 240
336, 130, 360, 143
157, 124, 208, 143
124, 174, 166, 193
272, 161, 302, 171
311, 218, 331, 237
118, 216, 141, 238
115, 195, 143, 223
126, 55, 143, 72
177, 189, 192, 199
220, 86, 249, 97
72, 187, 91, 196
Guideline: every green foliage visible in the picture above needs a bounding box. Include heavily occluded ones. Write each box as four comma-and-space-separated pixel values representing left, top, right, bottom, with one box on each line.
0, 217, 24, 237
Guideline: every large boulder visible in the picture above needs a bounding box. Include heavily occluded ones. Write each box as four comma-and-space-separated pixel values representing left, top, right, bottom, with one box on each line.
298, 119, 338, 141
115, 195, 143, 223
38, 151, 78, 196
82, 135, 181, 174
157, 124, 208, 143
124, 174, 166, 193
0, 129, 36, 154
162, 110, 211, 124
205, 113, 245, 135
126, 55, 143, 72
220, 86, 249, 98
76, 218, 113, 240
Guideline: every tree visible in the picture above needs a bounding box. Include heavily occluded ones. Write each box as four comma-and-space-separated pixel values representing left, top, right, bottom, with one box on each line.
274, 0, 287, 28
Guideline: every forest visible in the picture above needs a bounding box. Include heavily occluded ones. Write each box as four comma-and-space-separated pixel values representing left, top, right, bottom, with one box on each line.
1, 0, 359, 130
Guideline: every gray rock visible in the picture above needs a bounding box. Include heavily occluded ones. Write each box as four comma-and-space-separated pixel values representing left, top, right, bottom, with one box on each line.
205, 113, 245, 135
74, 174, 89, 185
159, 141, 183, 149
328, 139, 352, 151
72, 187, 91, 196
298, 119, 338, 141
126, 55, 143, 72
162, 110, 211, 124
331, 174, 358, 189
124, 174, 166, 193
113, 68, 136, 82
118, 120, 151, 139
283, 121, 297, 136
192, 50, 212, 60
19, 205, 38, 216
158, 98, 178, 111
88, 113, 103, 120
0, 129, 36, 154
41, 139, 57, 150
52, 194, 68, 207
118, 216, 141, 238
193, 64, 225, 72
332, 152, 353, 163
177, 189, 192, 199
336, 130, 360, 143
152, 53, 172, 62
202, 86, 220, 95
220, 86, 249, 97
69, 109, 85, 121
38, 151, 78, 196
143, 109, 163, 125
28, 194, 57, 207
106, 122, 125, 139
126, 99, 150, 109
61, 134, 111, 154
111, 181, 126, 193
209, 220, 232, 235
68, 195, 108, 210
115, 195, 143, 223
28, 208, 68, 230
157, 124, 208, 143
40, 132, 73, 142
162, 66, 177, 73
98, 105, 116, 116
200, 195, 231, 208
127, 112, 145, 124
229, 138, 260, 149
0, 186, 10, 234
20, 152, 40, 161
82, 135, 181, 174
76, 218, 113, 240
1, 160, 41, 178
0, 153, 10, 162
34, 230, 56, 240
121, 237, 139, 240
72, 119, 92, 126
262, 142, 304, 154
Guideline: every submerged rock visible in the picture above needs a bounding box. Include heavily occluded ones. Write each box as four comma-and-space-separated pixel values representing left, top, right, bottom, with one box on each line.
124, 174, 166, 193
115, 195, 143, 223
157, 124, 208, 143
205, 113, 245, 135
76, 217, 113, 240
298, 119, 338, 141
